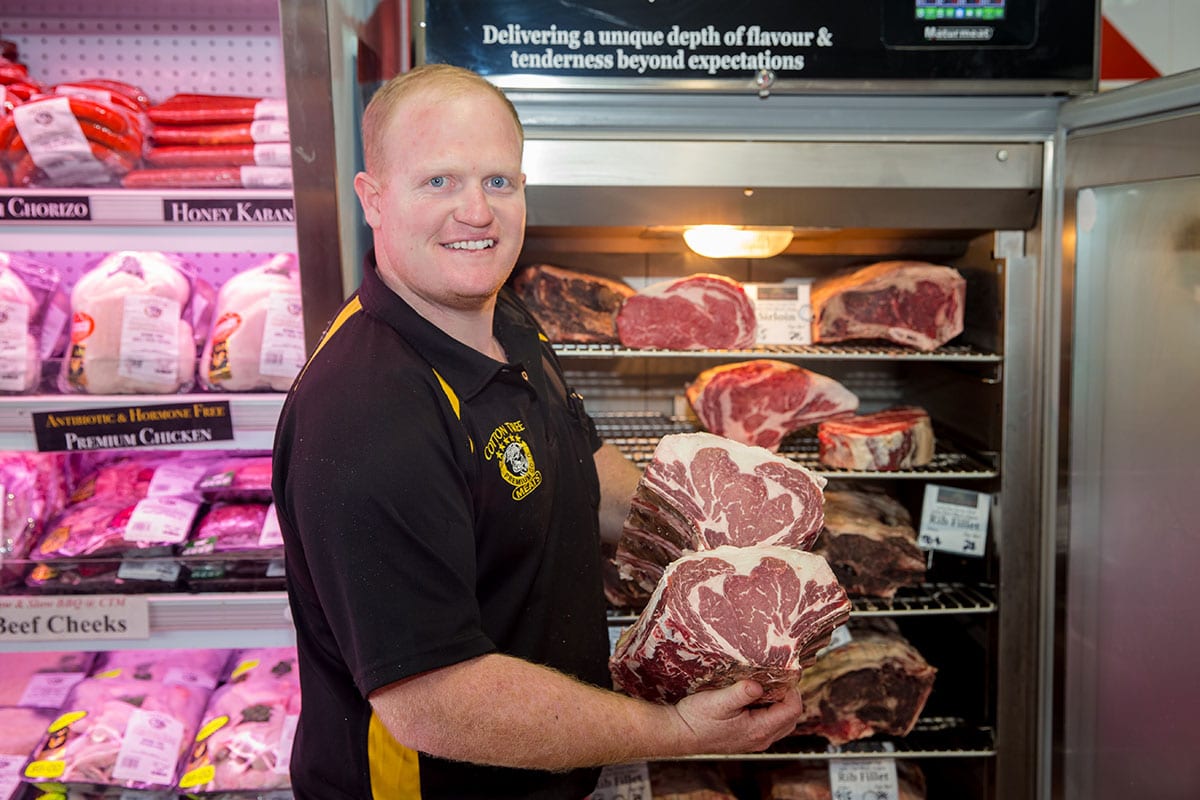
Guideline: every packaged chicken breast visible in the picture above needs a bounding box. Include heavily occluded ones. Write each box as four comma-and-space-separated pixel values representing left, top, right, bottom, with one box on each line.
0, 252, 69, 394
199, 253, 304, 392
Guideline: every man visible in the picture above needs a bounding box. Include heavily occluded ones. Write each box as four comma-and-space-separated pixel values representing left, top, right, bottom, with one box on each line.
272, 64, 804, 799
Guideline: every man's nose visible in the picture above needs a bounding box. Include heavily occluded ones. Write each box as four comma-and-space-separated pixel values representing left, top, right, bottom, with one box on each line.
455, 184, 495, 226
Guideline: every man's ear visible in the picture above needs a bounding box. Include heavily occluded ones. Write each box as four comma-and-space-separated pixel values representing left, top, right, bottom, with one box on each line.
353, 172, 382, 229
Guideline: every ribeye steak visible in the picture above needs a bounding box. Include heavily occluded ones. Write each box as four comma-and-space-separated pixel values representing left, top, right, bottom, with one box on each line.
811, 485, 926, 598
686, 359, 859, 451
817, 406, 934, 471
615, 432, 827, 596
616, 273, 756, 350
610, 544, 851, 704
812, 260, 965, 352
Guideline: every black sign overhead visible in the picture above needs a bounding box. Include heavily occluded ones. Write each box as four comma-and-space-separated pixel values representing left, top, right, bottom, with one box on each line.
419, 0, 1095, 91
162, 198, 295, 225
33, 400, 235, 452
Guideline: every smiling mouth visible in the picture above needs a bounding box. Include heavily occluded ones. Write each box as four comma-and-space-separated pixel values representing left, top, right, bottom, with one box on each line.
444, 239, 496, 251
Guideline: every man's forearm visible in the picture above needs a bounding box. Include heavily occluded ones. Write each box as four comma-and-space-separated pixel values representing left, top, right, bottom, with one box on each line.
594, 442, 642, 547
369, 653, 689, 771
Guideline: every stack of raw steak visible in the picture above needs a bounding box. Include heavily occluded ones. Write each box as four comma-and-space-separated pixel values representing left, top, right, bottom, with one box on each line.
686, 359, 859, 451
811, 484, 926, 598
616, 273, 756, 350
759, 760, 927, 800
817, 406, 935, 471
610, 544, 851, 704
615, 431, 829, 597
792, 618, 936, 744
509, 263, 635, 343
609, 432, 850, 705
811, 260, 966, 351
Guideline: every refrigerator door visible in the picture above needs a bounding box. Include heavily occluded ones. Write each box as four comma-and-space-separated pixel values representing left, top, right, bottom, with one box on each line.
1050, 69, 1200, 800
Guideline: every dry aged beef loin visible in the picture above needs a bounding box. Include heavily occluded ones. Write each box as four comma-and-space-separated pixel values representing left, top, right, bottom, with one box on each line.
615, 432, 827, 598
811, 485, 926, 598
817, 406, 934, 471
759, 759, 927, 800
610, 544, 851, 704
509, 263, 635, 343
686, 359, 859, 451
812, 260, 966, 352
793, 619, 936, 744
616, 273, 756, 350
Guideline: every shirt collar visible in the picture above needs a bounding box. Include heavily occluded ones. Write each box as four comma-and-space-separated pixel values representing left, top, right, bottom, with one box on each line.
357, 250, 540, 400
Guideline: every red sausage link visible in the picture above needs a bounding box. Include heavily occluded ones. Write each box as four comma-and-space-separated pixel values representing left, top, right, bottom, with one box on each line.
121, 165, 244, 188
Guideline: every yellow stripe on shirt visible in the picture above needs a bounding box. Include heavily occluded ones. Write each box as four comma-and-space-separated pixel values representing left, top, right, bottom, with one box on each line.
369, 711, 421, 799
294, 295, 364, 385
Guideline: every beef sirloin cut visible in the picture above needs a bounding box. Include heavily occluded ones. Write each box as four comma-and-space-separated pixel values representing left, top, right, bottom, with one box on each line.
616, 273, 756, 350
812, 260, 965, 351
686, 359, 859, 451
811, 486, 926, 598
510, 263, 635, 343
610, 544, 851, 704
817, 406, 934, 471
615, 432, 827, 596
793, 619, 936, 744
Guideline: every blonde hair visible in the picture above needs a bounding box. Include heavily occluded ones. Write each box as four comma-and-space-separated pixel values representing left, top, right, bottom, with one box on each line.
360, 64, 524, 175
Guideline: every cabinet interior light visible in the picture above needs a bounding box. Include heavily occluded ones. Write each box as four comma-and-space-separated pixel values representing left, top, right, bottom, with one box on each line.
682, 225, 794, 258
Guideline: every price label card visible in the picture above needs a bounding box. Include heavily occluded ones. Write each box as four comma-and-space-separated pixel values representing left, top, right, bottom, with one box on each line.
816, 623, 853, 658
591, 761, 651, 800
828, 757, 900, 800
917, 484, 991, 557
745, 282, 812, 345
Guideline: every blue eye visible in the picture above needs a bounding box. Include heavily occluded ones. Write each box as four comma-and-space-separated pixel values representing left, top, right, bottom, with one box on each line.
429, 176, 446, 188
488, 176, 510, 189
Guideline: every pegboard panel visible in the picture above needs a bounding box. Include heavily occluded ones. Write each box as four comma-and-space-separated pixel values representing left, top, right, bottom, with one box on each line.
12, 251, 288, 293
3, 16, 286, 101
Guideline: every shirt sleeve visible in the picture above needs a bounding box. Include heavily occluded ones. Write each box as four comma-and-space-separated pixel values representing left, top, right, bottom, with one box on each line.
277, 357, 495, 697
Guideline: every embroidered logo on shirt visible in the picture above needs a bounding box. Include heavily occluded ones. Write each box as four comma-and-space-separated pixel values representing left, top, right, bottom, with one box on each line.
484, 420, 542, 500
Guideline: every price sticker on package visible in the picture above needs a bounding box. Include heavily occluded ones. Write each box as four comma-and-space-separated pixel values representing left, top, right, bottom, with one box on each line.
745, 282, 813, 345
918, 484, 991, 557
591, 761, 651, 800
828, 757, 900, 800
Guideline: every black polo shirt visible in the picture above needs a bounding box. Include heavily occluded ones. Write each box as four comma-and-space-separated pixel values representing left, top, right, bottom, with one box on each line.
272, 253, 609, 799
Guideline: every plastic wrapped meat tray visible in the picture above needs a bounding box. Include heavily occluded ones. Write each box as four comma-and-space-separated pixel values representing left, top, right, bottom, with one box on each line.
180, 503, 284, 592
90, 649, 233, 691
194, 457, 273, 503
23, 498, 200, 594
0, 651, 95, 707
22, 677, 211, 792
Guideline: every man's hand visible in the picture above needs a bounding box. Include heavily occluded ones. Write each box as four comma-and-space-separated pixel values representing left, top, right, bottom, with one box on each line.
671, 680, 804, 755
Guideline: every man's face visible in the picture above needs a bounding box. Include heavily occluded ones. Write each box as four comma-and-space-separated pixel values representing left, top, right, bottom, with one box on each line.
354, 87, 526, 316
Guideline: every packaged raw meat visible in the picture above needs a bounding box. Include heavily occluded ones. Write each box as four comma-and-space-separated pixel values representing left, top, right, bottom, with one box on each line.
648, 761, 738, 799
180, 503, 285, 591
194, 456, 273, 503
91, 649, 233, 691
0, 652, 95, 707
23, 496, 200, 593
147, 94, 287, 126
0, 252, 70, 391
1, 95, 144, 188
176, 674, 299, 794
68, 453, 216, 506
22, 677, 210, 791
0, 706, 56, 800
222, 648, 299, 688
57, 252, 204, 395
199, 254, 304, 392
